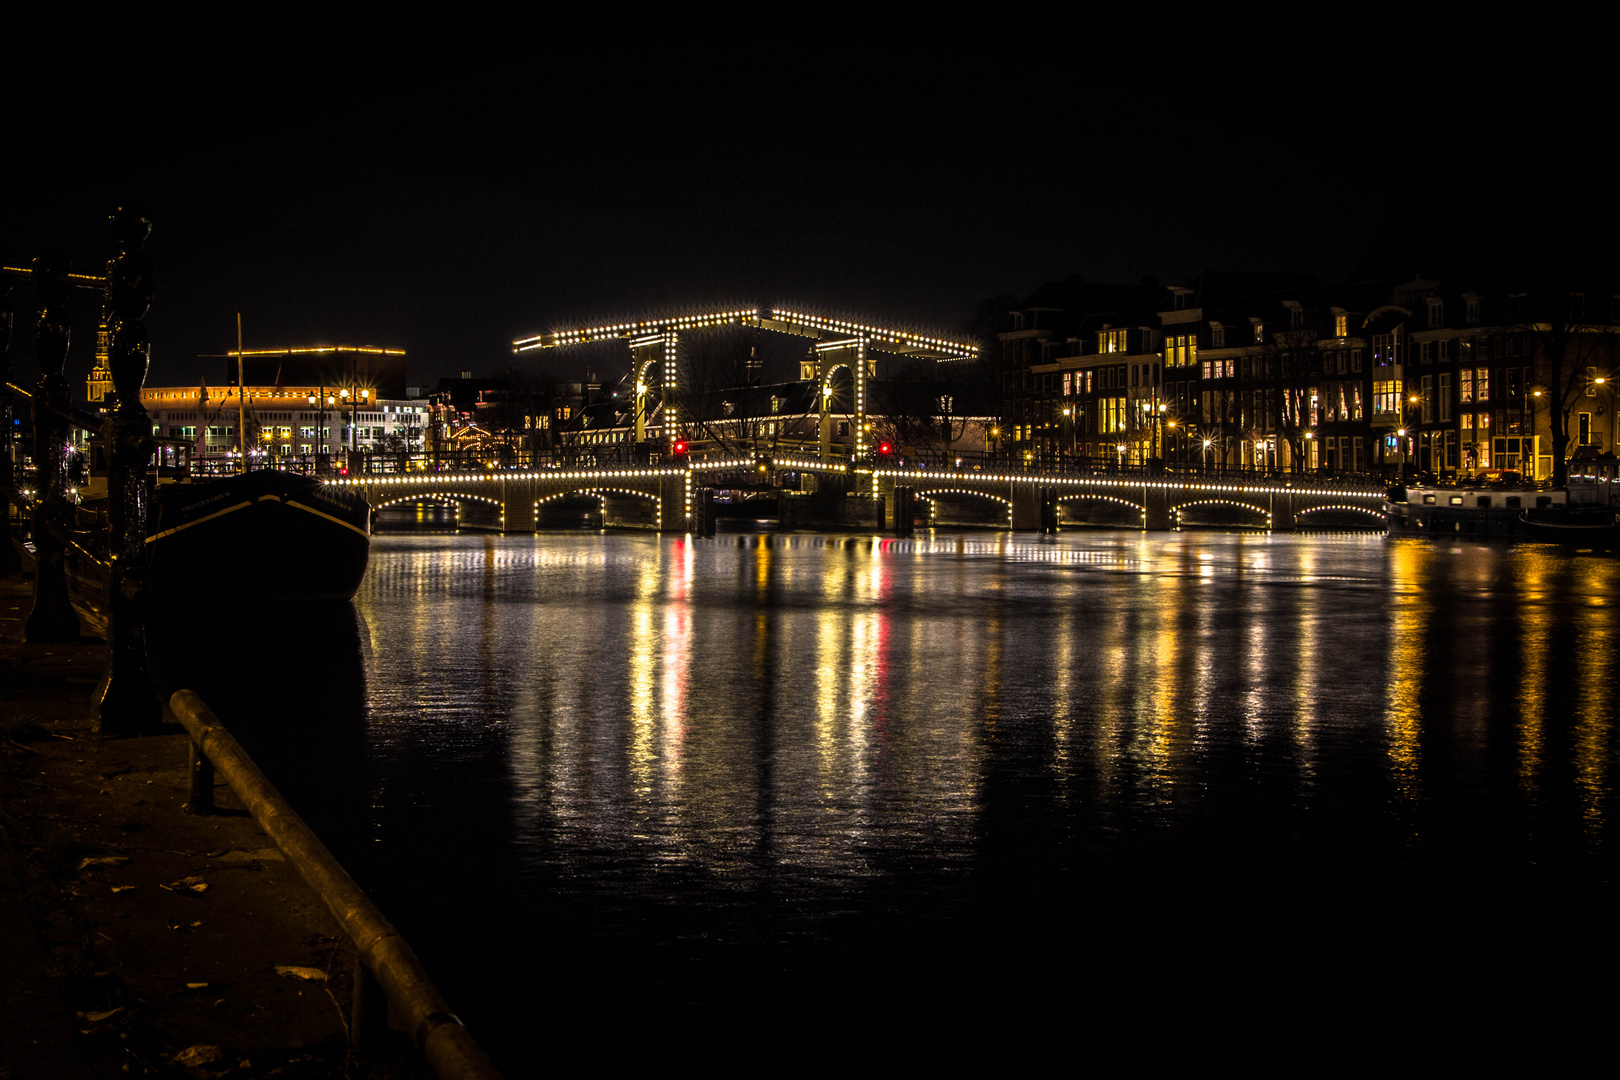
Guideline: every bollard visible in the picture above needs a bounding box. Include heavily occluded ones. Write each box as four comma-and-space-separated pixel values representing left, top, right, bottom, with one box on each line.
351, 949, 389, 1053
186, 740, 215, 815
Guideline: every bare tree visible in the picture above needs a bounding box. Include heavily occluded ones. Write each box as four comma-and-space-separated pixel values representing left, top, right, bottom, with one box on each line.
1492, 289, 1620, 487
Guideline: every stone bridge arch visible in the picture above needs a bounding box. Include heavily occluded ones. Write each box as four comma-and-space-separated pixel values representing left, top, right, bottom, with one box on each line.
1057, 492, 1147, 529
1294, 503, 1388, 529
535, 487, 664, 530
917, 487, 1014, 528
1172, 498, 1273, 530
374, 490, 504, 530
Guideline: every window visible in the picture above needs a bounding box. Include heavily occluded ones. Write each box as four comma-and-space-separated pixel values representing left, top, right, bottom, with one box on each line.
1439, 373, 1452, 422
1421, 375, 1434, 423
1334, 313, 1348, 338
1466, 297, 1481, 323
1374, 380, 1403, 415
1252, 321, 1264, 344
1587, 366, 1598, 397
1372, 331, 1403, 369
1460, 369, 1473, 403
1211, 324, 1225, 348
1579, 412, 1593, 445
1427, 299, 1444, 328
1351, 349, 1364, 373
1419, 341, 1434, 364
1439, 339, 1455, 361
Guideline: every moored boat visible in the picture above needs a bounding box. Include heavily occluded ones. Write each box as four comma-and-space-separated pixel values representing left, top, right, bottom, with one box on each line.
1517, 509, 1620, 547
1385, 482, 1563, 538
146, 469, 370, 602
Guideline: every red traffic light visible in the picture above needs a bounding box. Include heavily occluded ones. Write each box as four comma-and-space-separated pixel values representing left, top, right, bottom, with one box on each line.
672, 440, 687, 455
878, 442, 892, 455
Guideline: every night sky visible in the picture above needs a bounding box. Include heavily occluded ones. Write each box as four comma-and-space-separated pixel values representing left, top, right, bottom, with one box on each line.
3, 56, 1595, 391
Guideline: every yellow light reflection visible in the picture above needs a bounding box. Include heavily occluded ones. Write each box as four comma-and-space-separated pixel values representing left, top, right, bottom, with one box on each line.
1385, 542, 1426, 802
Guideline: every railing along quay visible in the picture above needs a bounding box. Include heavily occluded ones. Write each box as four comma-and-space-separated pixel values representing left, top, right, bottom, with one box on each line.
171, 690, 504, 1080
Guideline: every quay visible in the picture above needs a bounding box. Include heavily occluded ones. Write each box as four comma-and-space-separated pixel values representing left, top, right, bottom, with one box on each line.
0, 573, 441, 1078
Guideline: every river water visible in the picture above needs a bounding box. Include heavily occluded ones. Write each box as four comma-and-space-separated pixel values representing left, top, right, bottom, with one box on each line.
172, 528, 1619, 1062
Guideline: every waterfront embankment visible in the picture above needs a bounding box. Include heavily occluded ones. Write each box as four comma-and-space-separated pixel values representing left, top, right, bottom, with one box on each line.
0, 575, 432, 1078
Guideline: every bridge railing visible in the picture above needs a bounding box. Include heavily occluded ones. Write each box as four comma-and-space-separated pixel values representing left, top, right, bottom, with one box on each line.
267, 441, 1388, 492
870, 447, 1387, 491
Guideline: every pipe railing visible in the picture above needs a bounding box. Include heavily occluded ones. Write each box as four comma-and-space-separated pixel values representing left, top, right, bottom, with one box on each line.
169, 690, 504, 1080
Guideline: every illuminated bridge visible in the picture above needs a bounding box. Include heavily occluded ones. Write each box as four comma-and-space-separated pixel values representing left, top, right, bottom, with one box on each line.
331, 459, 1386, 534
332, 306, 1385, 532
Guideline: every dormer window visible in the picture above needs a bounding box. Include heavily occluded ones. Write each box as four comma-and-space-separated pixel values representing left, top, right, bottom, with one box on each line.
1210, 323, 1225, 348
1251, 319, 1264, 344
1284, 301, 1303, 330
1333, 310, 1348, 338
1427, 298, 1444, 328
1465, 294, 1481, 324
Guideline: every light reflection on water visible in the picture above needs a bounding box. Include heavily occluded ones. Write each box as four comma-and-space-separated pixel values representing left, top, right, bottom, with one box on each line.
334, 529, 1618, 1056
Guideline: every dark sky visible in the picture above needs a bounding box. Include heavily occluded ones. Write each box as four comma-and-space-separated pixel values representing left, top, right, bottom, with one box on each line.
3, 54, 1597, 392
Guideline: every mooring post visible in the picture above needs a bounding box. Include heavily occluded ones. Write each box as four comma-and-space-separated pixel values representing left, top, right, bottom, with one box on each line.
0, 284, 21, 577
186, 739, 215, 815
350, 949, 388, 1053
24, 254, 81, 643
96, 207, 161, 734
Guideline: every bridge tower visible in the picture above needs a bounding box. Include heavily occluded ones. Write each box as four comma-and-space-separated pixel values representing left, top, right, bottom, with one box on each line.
630, 330, 679, 445
814, 338, 869, 464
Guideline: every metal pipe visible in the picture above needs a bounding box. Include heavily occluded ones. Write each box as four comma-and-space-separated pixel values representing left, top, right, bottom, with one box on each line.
168, 690, 504, 1080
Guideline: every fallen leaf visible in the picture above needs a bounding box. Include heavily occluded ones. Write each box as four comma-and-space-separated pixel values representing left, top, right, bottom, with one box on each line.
174, 1045, 224, 1067
185, 982, 209, 990
77, 856, 131, 871
110, 885, 136, 894
83, 1007, 122, 1023
272, 965, 328, 983
159, 875, 209, 894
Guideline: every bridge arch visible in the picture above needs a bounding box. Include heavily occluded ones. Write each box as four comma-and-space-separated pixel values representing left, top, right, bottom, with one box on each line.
1172, 498, 1272, 529
917, 487, 1014, 528
1295, 503, 1388, 529
374, 491, 501, 512
536, 487, 664, 530
374, 491, 504, 529
1057, 492, 1147, 528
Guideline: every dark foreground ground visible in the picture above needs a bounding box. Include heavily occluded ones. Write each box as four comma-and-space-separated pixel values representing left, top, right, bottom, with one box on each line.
0, 574, 434, 1079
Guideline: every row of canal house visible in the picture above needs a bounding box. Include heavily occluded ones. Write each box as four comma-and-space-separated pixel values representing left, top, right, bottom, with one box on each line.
1003, 269, 1620, 482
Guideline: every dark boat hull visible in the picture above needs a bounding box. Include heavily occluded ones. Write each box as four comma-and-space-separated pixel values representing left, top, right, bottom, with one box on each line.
148, 471, 371, 602
1518, 511, 1620, 548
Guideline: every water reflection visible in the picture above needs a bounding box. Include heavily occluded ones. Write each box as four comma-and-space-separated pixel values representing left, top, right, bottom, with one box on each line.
327, 530, 1620, 1063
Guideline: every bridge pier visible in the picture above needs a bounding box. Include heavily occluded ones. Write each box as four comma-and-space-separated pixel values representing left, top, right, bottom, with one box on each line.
501, 495, 536, 533
1144, 486, 1173, 531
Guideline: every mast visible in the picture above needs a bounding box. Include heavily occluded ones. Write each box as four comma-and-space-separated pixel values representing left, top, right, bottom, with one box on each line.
236, 313, 247, 472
